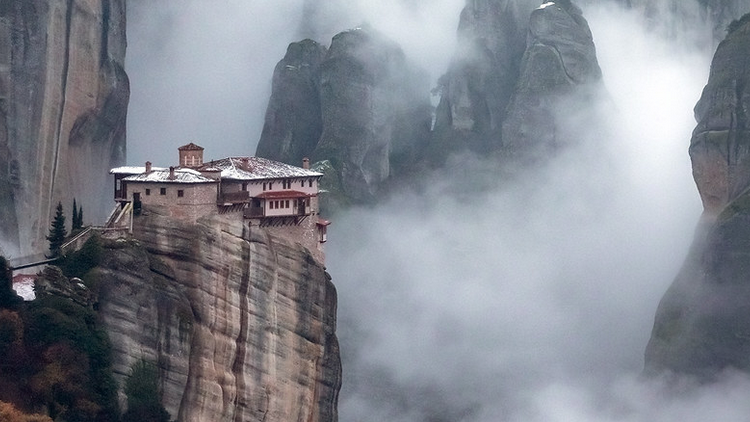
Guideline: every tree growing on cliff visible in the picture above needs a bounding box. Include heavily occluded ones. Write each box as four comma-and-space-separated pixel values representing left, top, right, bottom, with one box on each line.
46, 202, 67, 257
72, 199, 81, 231
123, 360, 170, 422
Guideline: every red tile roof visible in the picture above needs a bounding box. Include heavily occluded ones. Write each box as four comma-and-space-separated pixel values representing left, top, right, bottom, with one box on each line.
255, 190, 312, 199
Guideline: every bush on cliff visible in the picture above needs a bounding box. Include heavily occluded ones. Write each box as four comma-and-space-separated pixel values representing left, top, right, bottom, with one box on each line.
123, 360, 170, 422
0, 294, 119, 421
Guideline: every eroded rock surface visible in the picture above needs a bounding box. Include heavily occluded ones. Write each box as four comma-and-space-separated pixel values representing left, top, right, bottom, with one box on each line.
94, 210, 340, 421
257, 27, 432, 204
0, 0, 128, 254
501, 0, 604, 161
432, 0, 539, 155
645, 18, 750, 377
257, 40, 327, 167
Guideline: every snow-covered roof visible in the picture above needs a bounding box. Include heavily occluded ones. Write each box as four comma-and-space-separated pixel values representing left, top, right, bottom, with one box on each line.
123, 168, 216, 184
205, 157, 323, 181
110, 166, 167, 175
12, 274, 36, 301
178, 142, 204, 151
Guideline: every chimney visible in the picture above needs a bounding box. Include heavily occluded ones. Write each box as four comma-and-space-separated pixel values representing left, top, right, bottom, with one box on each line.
169, 166, 175, 180
302, 157, 310, 169
145, 161, 152, 173
241, 157, 250, 171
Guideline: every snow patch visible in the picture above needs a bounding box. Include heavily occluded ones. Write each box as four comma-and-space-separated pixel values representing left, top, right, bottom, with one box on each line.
12, 274, 36, 301
539, 2, 556, 9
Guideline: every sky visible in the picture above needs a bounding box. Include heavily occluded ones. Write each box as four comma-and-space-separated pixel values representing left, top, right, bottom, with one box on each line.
125, 1, 750, 421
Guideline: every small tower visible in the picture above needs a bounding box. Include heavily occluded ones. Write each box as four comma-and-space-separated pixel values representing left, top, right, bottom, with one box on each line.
178, 142, 204, 168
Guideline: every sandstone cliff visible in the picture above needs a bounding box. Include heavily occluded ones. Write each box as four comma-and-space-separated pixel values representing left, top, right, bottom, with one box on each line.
0, 0, 128, 255
93, 209, 340, 421
432, 0, 604, 162
256, 27, 432, 204
432, 0, 539, 155
501, 0, 604, 161
645, 16, 750, 377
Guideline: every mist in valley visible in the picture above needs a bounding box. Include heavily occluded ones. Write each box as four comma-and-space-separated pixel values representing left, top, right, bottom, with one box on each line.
125, 1, 750, 420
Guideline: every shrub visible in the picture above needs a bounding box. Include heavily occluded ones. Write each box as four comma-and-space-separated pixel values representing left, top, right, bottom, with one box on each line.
123, 360, 170, 422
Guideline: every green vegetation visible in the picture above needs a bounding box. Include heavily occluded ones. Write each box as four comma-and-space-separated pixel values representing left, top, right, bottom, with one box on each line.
59, 235, 103, 281
0, 292, 119, 420
46, 202, 67, 258
72, 199, 84, 231
123, 360, 170, 422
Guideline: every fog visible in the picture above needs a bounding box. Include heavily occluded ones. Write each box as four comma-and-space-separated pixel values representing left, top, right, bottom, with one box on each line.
126, 0, 461, 165
125, 1, 750, 421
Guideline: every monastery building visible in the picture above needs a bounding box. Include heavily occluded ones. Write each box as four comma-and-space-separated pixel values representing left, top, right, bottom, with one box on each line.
110, 143, 329, 262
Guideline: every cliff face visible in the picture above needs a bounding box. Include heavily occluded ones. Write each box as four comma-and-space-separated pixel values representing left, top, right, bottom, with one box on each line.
645, 18, 750, 377
0, 0, 128, 255
432, 0, 604, 161
502, 0, 603, 161
432, 0, 539, 155
256, 27, 432, 204
93, 209, 340, 421
257, 40, 328, 169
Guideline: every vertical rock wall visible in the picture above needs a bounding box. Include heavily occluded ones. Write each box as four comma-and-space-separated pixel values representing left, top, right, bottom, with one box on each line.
95, 208, 340, 421
645, 18, 750, 377
0, 0, 128, 255
256, 27, 432, 205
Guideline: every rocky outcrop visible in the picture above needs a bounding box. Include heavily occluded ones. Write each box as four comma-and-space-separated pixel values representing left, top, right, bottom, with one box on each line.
432, 0, 539, 156
432, 0, 604, 162
501, 0, 604, 161
689, 17, 750, 215
94, 209, 340, 421
0, 0, 128, 255
645, 18, 750, 377
256, 27, 432, 204
256, 39, 327, 168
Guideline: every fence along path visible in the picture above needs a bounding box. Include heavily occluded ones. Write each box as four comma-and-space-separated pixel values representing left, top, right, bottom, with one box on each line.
9, 203, 132, 271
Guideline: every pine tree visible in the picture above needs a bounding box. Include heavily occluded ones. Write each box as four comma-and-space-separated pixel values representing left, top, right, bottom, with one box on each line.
72, 199, 79, 230
71, 199, 83, 230
46, 202, 67, 257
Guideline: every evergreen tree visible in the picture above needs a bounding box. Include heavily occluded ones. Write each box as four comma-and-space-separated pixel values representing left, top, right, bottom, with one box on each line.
71, 199, 83, 231
72, 199, 79, 230
46, 202, 67, 257
123, 360, 170, 422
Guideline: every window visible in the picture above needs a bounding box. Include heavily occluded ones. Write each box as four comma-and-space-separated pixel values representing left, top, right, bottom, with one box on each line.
285, 200, 289, 208
145, 189, 151, 196
178, 190, 184, 197
242, 183, 248, 191
300, 180, 305, 187
269, 182, 273, 190
160, 188, 166, 195
263, 183, 267, 191
270, 201, 274, 209
116, 179, 121, 190
308, 180, 313, 188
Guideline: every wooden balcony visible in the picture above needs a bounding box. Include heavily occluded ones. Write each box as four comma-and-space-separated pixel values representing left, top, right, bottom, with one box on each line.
218, 191, 249, 204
